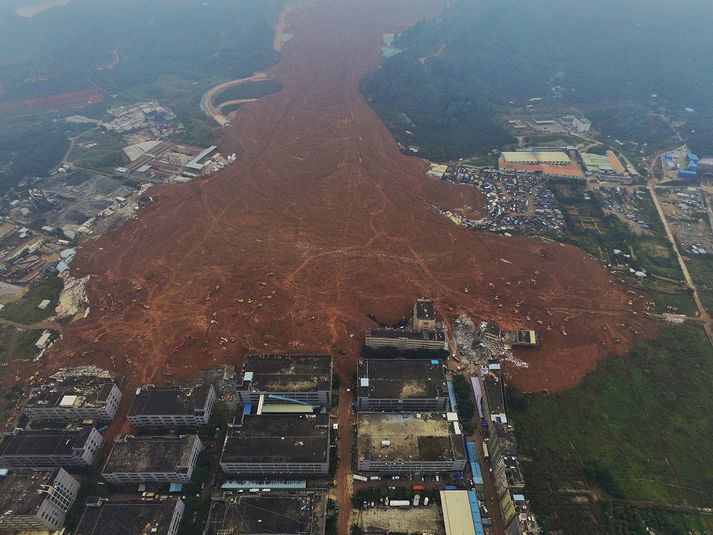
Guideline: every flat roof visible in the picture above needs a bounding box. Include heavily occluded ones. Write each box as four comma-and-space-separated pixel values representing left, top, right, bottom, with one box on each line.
103, 435, 199, 474
26, 367, 117, 411
415, 298, 435, 320
357, 413, 466, 463
357, 359, 447, 399
440, 490, 476, 535
222, 414, 329, 464
75, 498, 182, 535
0, 428, 92, 457
204, 492, 326, 535
501, 151, 571, 164
240, 354, 332, 393
128, 383, 212, 417
0, 468, 64, 519
483, 373, 506, 416
366, 328, 446, 341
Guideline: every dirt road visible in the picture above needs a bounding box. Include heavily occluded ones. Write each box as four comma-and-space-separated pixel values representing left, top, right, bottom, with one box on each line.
647, 170, 713, 344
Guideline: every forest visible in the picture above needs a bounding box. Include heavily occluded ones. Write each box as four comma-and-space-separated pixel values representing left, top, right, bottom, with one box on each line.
363, 0, 713, 160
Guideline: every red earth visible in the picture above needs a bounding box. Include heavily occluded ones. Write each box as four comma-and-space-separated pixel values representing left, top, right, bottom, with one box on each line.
34, 0, 654, 395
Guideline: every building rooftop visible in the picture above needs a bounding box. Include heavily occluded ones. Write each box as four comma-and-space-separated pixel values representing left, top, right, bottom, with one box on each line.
25, 367, 117, 412
103, 435, 200, 475
75, 498, 182, 535
357, 413, 466, 463
0, 428, 93, 457
357, 359, 446, 399
222, 414, 329, 464
483, 373, 506, 416
204, 492, 326, 535
239, 354, 332, 393
128, 383, 212, 417
491, 423, 518, 458
0, 468, 63, 519
501, 151, 571, 164
366, 328, 446, 341
415, 298, 435, 320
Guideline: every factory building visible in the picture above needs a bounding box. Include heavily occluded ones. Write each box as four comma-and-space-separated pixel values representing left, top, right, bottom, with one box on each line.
0, 428, 102, 468
75, 497, 184, 535
220, 413, 330, 477
356, 359, 448, 412
128, 382, 216, 429
364, 328, 448, 352
23, 367, 121, 423
203, 491, 327, 535
500, 151, 572, 166
236, 354, 333, 407
356, 412, 466, 475
102, 435, 203, 484
0, 468, 80, 533
482, 365, 508, 424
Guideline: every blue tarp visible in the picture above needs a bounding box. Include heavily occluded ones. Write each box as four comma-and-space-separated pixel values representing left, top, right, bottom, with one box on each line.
169, 483, 183, 493
468, 490, 486, 535
243, 404, 253, 415
446, 380, 458, 412
466, 440, 484, 486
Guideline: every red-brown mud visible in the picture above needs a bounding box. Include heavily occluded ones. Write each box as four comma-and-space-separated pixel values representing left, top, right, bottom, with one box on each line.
39, 0, 652, 393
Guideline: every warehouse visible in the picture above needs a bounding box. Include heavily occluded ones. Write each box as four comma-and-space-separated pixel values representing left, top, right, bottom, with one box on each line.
128, 382, 216, 429
75, 497, 184, 535
0, 428, 102, 468
102, 435, 202, 484
204, 491, 327, 535
440, 490, 485, 535
23, 367, 121, 423
500, 151, 571, 166
356, 412, 466, 475
356, 359, 448, 412
220, 413, 330, 476
236, 354, 333, 407
0, 468, 80, 533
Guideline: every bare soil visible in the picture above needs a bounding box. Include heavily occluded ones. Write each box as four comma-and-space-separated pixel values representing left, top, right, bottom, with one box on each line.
37, 0, 652, 395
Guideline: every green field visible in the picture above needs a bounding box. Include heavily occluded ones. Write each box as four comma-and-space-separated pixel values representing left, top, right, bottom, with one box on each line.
687, 256, 713, 315
508, 322, 713, 534
0, 275, 63, 324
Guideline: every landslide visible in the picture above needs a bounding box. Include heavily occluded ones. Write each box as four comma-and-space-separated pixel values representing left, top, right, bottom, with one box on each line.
42, 0, 652, 393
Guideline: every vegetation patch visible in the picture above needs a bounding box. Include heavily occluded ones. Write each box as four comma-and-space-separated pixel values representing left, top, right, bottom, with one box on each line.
0, 275, 63, 324
508, 323, 713, 533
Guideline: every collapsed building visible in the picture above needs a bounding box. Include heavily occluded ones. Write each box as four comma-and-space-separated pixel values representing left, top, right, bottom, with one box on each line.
0, 467, 80, 533
23, 367, 121, 423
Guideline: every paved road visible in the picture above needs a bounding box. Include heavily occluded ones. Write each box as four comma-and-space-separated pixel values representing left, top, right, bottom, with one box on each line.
647, 156, 713, 345
336, 384, 354, 535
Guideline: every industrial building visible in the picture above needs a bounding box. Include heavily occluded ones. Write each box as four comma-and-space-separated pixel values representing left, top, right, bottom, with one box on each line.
498, 150, 585, 179
580, 151, 625, 175
102, 435, 203, 484
500, 151, 571, 166
23, 367, 121, 423
413, 297, 437, 331
356, 412, 466, 475
220, 413, 330, 477
75, 497, 185, 535
356, 359, 448, 412
203, 491, 327, 535
0, 468, 80, 533
0, 428, 102, 468
482, 366, 507, 424
236, 354, 333, 407
128, 382, 216, 429
365, 327, 448, 352
440, 490, 485, 535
